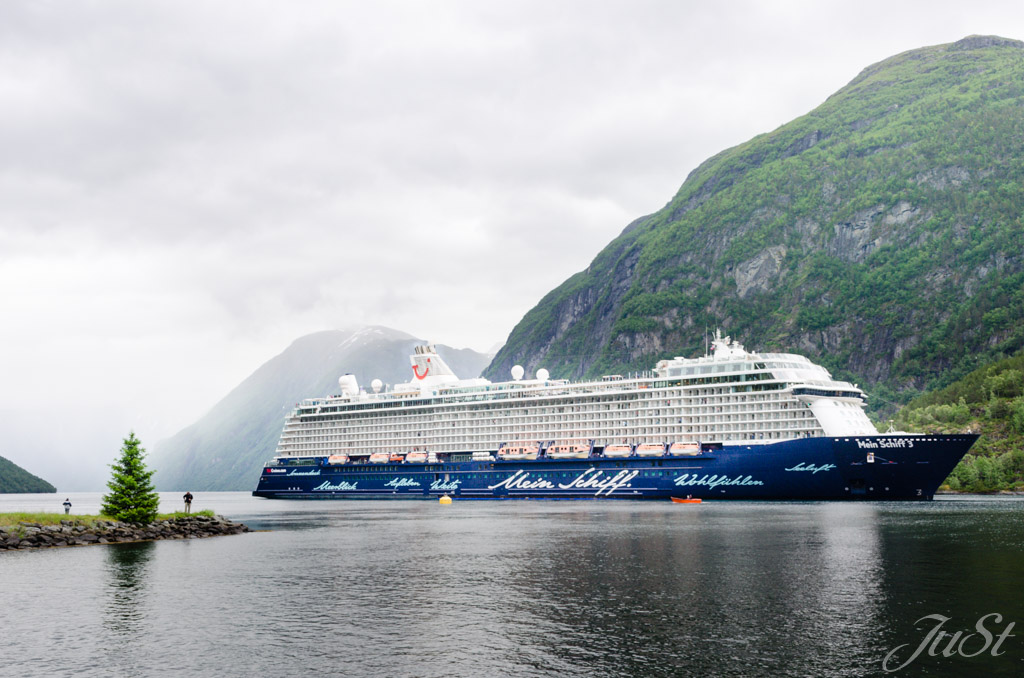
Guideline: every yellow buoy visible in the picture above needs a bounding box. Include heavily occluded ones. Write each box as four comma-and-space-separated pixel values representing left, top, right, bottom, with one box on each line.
439, 494, 452, 504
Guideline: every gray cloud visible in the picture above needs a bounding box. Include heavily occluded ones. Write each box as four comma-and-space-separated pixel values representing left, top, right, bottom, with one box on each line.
2, 0, 1022, 489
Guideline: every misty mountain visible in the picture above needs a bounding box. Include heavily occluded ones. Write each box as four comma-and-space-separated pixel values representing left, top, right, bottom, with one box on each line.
486, 36, 1024, 415
151, 326, 492, 491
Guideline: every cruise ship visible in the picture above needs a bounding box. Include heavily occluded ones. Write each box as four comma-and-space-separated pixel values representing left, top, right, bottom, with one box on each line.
252, 332, 977, 500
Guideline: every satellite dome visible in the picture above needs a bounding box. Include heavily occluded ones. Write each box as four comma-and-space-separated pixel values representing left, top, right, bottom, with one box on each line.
536, 368, 550, 382
371, 378, 383, 393
511, 365, 525, 381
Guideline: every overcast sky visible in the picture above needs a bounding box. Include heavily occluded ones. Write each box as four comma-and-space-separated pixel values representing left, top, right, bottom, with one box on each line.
3, 1, 1023, 490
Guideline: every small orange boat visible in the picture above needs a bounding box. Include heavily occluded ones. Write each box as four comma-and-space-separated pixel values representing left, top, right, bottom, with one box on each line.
670, 497, 702, 504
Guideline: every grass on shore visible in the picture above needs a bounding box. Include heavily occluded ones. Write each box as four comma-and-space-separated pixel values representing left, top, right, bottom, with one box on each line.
0, 510, 215, 528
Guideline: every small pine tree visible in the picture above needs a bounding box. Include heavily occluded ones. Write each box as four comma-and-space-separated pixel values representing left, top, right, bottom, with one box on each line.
101, 432, 160, 523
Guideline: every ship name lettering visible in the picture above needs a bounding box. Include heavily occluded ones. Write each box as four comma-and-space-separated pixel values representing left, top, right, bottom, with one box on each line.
857, 438, 915, 450
430, 479, 461, 491
312, 480, 358, 491
785, 462, 836, 474
674, 473, 764, 489
488, 470, 556, 491
384, 477, 421, 488
287, 469, 321, 476
558, 468, 639, 496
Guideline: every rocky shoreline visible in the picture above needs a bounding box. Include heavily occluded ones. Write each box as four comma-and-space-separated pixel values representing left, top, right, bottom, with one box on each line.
0, 515, 250, 551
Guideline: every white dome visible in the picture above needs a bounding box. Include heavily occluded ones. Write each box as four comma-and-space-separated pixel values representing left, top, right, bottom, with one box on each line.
536, 368, 550, 382
511, 365, 525, 381
371, 378, 383, 393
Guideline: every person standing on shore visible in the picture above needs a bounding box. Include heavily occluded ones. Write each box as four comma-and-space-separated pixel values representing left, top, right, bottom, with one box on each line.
63, 498, 72, 515
183, 491, 193, 514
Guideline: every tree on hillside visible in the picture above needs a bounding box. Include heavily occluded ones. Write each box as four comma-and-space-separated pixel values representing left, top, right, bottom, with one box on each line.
101, 432, 160, 523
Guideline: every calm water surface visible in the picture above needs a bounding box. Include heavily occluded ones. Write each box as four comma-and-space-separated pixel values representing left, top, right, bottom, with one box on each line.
1, 493, 1022, 678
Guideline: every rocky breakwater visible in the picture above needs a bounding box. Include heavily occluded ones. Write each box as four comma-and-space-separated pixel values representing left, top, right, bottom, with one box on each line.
0, 515, 250, 551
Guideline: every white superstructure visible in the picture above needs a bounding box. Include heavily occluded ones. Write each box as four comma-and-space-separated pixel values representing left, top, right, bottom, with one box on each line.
273, 332, 877, 459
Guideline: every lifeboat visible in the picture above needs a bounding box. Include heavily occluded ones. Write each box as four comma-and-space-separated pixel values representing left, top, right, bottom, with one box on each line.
389, 453, 405, 462
326, 454, 349, 465
671, 497, 702, 504
368, 452, 389, 464
498, 441, 540, 460
405, 451, 428, 463
635, 442, 666, 457
602, 443, 633, 458
668, 442, 701, 456
546, 439, 592, 459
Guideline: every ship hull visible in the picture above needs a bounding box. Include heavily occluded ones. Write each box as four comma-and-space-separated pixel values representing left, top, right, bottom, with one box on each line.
252, 434, 978, 501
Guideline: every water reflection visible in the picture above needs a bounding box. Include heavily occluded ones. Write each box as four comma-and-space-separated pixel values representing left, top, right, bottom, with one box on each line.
874, 502, 1024, 676
103, 542, 155, 636
4, 497, 1021, 678
488, 504, 889, 677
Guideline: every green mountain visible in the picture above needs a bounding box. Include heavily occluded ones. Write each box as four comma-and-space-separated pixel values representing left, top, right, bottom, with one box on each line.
151, 327, 491, 491
486, 35, 1024, 416
896, 350, 1024, 492
0, 455, 57, 493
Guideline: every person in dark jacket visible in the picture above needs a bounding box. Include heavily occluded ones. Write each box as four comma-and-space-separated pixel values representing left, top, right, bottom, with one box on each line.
183, 491, 193, 514
63, 498, 72, 515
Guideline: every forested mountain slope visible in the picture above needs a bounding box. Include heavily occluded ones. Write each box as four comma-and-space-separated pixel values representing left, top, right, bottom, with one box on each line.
896, 350, 1024, 492
486, 36, 1024, 416
0, 455, 56, 493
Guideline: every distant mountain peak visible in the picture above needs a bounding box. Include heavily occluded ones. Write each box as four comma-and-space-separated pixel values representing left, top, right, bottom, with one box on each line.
151, 326, 491, 490
950, 35, 1024, 51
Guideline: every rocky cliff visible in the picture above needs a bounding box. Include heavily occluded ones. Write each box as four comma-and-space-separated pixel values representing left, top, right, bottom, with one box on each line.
486, 36, 1024, 414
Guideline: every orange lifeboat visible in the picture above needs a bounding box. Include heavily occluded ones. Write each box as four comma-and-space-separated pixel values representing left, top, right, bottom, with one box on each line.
635, 442, 666, 457
405, 451, 428, 463
368, 452, 389, 464
498, 441, 540, 460
671, 497, 702, 504
668, 442, 701, 456
546, 439, 592, 459
602, 443, 632, 458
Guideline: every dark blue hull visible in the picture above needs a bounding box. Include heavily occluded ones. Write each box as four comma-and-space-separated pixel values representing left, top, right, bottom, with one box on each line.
252, 434, 978, 501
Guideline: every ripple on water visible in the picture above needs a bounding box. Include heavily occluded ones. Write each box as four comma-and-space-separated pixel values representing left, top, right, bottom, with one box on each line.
1, 494, 1023, 677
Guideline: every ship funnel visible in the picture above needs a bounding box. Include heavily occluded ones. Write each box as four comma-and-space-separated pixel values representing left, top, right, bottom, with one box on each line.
407, 344, 460, 389
338, 374, 359, 397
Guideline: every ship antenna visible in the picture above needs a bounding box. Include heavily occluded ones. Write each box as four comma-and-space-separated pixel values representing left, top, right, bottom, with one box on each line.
704, 325, 708, 356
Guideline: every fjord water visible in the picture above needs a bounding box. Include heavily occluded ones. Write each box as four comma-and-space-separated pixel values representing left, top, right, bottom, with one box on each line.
2, 494, 1022, 677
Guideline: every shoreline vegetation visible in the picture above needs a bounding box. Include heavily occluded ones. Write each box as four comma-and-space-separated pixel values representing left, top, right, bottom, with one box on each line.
0, 509, 214, 528
0, 511, 250, 551
897, 350, 1024, 493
